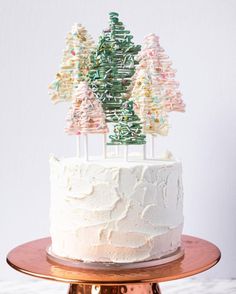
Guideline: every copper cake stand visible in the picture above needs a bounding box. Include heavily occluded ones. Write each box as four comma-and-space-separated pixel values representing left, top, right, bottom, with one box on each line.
6, 235, 221, 294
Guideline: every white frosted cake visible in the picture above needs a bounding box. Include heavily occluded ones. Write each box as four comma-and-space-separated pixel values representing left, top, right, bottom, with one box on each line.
49, 155, 183, 263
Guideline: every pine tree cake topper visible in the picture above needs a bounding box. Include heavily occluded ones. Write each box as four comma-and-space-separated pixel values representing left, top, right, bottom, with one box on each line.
139, 34, 185, 113
49, 13, 185, 161
88, 12, 141, 122
108, 100, 146, 145
127, 33, 185, 158
66, 82, 108, 135
49, 24, 95, 104
129, 69, 169, 136
66, 81, 108, 160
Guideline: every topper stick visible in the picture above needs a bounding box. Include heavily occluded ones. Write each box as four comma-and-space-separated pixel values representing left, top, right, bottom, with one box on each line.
84, 134, 88, 161
76, 136, 80, 157
143, 144, 146, 160
115, 145, 119, 157
125, 145, 128, 161
151, 134, 155, 158
103, 134, 107, 159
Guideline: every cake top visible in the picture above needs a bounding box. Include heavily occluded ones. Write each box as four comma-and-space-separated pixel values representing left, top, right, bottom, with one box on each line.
50, 152, 179, 168
48, 12, 185, 161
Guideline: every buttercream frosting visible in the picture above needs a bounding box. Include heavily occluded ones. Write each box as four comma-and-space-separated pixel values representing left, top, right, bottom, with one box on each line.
49, 156, 184, 263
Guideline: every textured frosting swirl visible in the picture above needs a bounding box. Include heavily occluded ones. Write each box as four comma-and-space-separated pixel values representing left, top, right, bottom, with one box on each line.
50, 156, 184, 263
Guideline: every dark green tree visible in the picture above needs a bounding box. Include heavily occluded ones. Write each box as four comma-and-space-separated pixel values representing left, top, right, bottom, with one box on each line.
88, 12, 141, 122
108, 101, 146, 145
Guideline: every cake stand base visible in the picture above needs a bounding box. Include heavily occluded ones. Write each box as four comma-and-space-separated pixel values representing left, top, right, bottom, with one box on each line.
6, 235, 221, 294
68, 283, 161, 294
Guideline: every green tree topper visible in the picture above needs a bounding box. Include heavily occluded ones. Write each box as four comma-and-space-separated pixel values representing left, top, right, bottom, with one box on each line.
88, 12, 141, 122
108, 101, 146, 145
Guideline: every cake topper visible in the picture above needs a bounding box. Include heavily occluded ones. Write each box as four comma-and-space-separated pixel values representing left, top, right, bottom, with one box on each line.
129, 70, 169, 135
128, 33, 185, 158
141, 34, 185, 113
108, 100, 146, 160
88, 12, 141, 123
49, 14, 185, 161
49, 24, 95, 104
66, 81, 108, 160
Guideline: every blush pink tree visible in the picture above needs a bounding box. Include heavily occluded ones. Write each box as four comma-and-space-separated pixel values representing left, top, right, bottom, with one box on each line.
66, 82, 108, 160
128, 34, 185, 158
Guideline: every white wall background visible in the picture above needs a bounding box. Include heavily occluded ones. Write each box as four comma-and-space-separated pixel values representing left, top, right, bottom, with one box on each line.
0, 0, 235, 280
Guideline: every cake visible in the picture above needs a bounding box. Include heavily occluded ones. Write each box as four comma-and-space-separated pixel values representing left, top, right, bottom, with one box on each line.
49, 156, 183, 263
48, 11, 185, 264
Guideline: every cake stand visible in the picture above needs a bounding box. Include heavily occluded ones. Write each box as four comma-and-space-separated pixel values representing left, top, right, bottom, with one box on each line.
6, 235, 221, 294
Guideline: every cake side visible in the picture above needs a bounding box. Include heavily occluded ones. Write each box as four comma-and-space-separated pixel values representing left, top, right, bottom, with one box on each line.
49, 156, 184, 263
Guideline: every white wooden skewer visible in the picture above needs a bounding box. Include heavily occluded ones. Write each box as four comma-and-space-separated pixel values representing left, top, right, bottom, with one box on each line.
76, 136, 80, 157
124, 145, 128, 161
103, 134, 107, 159
143, 144, 146, 160
151, 134, 155, 158
115, 145, 119, 157
84, 134, 88, 161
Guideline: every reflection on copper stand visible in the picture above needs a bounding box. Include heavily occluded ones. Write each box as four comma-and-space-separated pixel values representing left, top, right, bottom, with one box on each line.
6, 235, 220, 294
68, 284, 161, 294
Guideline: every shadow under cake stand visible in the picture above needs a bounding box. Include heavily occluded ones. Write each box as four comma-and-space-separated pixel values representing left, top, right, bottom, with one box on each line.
6, 235, 221, 294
